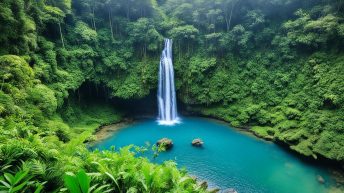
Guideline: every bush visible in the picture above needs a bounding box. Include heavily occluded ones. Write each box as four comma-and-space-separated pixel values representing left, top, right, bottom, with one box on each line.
28, 84, 57, 117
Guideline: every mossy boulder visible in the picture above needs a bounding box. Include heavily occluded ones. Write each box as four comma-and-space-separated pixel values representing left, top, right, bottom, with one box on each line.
157, 138, 173, 150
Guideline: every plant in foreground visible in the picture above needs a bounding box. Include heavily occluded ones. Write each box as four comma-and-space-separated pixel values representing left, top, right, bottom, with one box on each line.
0, 169, 43, 193
61, 169, 112, 193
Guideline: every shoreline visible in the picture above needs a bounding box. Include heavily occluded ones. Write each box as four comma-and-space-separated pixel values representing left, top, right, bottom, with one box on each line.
93, 118, 135, 142
184, 111, 344, 166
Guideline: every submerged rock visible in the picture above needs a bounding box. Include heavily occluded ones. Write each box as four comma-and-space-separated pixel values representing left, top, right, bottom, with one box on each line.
221, 188, 238, 193
157, 138, 173, 150
192, 138, 204, 147
317, 175, 325, 184
209, 188, 221, 193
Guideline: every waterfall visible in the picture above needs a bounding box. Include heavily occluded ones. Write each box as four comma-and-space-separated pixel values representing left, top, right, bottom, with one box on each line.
157, 39, 180, 125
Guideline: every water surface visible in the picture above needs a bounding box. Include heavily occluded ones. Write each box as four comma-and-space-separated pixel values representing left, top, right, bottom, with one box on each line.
93, 117, 335, 193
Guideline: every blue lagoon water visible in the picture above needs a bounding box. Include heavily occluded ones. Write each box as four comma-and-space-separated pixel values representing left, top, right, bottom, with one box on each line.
93, 117, 335, 193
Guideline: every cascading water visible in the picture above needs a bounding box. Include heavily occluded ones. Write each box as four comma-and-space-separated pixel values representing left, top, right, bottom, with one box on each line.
157, 39, 180, 125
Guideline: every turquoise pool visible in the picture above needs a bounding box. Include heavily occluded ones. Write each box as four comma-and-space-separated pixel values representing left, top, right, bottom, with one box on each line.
92, 117, 335, 193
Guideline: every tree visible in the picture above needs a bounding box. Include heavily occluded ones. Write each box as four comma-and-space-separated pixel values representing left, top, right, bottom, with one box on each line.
172, 3, 193, 23
127, 18, 163, 58
221, 0, 239, 32
42, 0, 72, 49
0, 55, 34, 90
0, 0, 37, 54
43, 5, 67, 48
168, 25, 199, 57
75, 21, 98, 42
28, 84, 58, 117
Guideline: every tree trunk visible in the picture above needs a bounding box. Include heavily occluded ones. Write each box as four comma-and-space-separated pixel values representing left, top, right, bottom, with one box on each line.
58, 21, 65, 49
228, 0, 237, 31
337, 0, 344, 11
115, 22, 118, 35
78, 89, 80, 104
214, 21, 216, 33
0, 77, 5, 91
109, 8, 114, 41
96, 83, 99, 97
92, 4, 97, 32
178, 41, 181, 61
126, 1, 130, 20
225, 16, 230, 32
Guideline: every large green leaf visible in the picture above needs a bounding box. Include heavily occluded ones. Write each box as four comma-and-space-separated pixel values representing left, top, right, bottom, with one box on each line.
12, 170, 30, 186
76, 170, 90, 193
64, 174, 81, 193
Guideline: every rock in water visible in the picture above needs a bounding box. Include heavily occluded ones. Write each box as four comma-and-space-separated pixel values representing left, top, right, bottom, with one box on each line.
221, 188, 238, 193
199, 181, 208, 189
192, 138, 204, 147
209, 188, 221, 193
317, 175, 325, 184
157, 138, 173, 150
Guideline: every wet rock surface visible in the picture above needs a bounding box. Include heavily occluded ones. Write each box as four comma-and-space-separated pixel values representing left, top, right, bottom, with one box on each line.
192, 138, 204, 147
157, 138, 173, 149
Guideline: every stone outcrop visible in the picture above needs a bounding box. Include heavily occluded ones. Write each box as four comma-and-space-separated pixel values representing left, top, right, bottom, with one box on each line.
192, 138, 204, 147
157, 138, 173, 150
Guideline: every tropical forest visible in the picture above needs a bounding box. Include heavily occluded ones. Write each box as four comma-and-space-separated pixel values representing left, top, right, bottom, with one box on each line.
0, 0, 344, 192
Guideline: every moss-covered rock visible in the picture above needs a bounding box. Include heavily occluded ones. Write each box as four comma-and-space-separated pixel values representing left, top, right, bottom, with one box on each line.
157, 138, 173, 150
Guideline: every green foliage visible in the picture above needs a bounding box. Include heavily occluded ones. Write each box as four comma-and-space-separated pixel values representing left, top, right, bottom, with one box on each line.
251, 126, 277, 140
0, 55, 34, 89
0, 0, 343, 192
28, 84, 58, 116
0, 0, 38, 54
63, 169, 112, 193
83, 147, 208, 193
75, 22, 97, 42
128, 18, 163, 56
60, 99, 122, 133
0, 169, 43, 193
63, 170, 91, 193
44, 6, 66, 20
282, 9, 342, 48
168, 25, 199, 41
